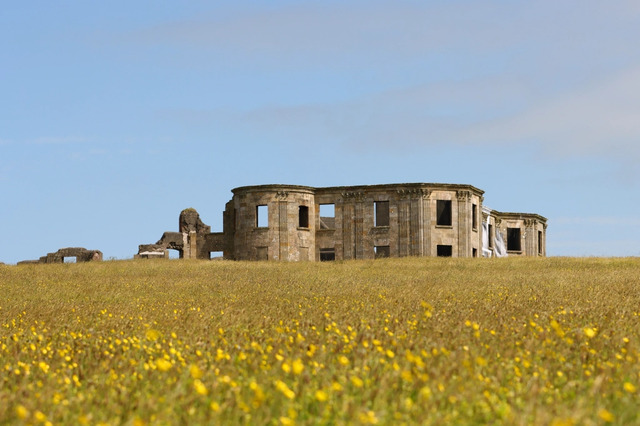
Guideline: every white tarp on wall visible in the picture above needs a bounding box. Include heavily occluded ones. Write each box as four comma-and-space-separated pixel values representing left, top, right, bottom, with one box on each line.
482, 221, 492, 257
493, 228, 508, 258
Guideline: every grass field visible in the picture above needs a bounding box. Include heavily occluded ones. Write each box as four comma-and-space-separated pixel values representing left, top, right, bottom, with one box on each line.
1, 257, 639, 425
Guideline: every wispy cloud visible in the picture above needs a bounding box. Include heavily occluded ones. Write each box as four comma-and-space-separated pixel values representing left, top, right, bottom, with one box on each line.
147, 1, 640, 172
30, 136, 88, 145
458, 67, 640, 160
162, 64, 640, 165
554, 216, 640, 226
125, 1, 640, 71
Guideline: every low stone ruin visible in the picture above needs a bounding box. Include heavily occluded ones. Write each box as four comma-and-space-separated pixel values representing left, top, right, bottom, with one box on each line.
18, 247, 103, 265
136, 208, 224, 260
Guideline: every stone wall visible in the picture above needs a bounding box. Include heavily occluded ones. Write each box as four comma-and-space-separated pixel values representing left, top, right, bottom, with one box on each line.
225, 183, 543, 261
134, 183, 547, 262
229, 185, 315, 261
18, 247, 103, 265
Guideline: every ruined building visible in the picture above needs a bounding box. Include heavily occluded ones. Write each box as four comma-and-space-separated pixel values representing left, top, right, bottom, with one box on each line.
137, 183, 547, 261
18, 247, 103, 265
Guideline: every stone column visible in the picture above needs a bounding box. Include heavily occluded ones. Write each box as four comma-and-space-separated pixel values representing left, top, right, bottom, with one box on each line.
341, 193, 355, 260
341, 191, 363, 260
398, 195, 410, 257
457, 190, 471, 258
524, 219, 536, 256
189, 231, 198, 259
276, 191, 289, 261
411, 189, 429, 256
423, 190, 432, 256
355, 195, 365, 259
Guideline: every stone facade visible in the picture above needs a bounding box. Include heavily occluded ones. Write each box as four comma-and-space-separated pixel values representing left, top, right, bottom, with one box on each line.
223, 183, 547, 261
18, 247, 103, 265
136, 208, 225, 259
135, 182, 547, 261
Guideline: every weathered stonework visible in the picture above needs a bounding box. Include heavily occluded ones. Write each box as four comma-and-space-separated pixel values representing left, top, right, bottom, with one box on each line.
137, 183, 548, 261
135, 208, 225, 259
224, 183, 547, 261
18, 247, 103, 265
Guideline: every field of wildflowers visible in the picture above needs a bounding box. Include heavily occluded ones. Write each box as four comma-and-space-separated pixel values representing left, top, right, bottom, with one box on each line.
1, 257, 639, 425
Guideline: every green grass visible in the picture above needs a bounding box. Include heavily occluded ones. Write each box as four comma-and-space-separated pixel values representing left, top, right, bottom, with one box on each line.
1, 257, 639, 425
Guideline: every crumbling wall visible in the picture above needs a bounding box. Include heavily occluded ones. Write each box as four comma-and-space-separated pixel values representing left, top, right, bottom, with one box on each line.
136, 208, 222, 260
18, 247, 103, 265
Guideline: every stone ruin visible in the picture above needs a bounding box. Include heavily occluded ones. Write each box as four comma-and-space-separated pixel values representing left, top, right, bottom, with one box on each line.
18, 247, 103, 265
135, 208, 225, 260
136, 183, 547, 262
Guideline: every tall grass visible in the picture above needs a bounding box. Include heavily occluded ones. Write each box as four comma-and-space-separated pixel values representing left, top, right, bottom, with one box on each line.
1, 257, 639, 424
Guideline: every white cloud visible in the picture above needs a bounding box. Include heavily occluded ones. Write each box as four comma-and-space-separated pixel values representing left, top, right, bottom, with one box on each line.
453, 67, 640, 160
149, 1, 640, 167
179, 65, 640, 164
30, 136, 88, 145
129, 2, 522, 57
554, 216, 640, 226
125, 1, 640, 72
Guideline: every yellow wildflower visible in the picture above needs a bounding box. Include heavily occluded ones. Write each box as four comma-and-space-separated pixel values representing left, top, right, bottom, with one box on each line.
623, 382, 637, 393
351, 376, 364, 388
419, 386, 432, 400
292, 358, 304, 375
145, 329, 161, 341
189, 364, 203, 379
275, 380, 295, 399
133, 418, 146, 426
155, 359, 172, 372
549, 418, 574, 426
15, 405, 29, 419
598, 408, 614, 423
358, 410, 378, 424
250, 382, 265, 406
193, 379, 208, 395
401, 370, 413, 382
315, 390, 328, 401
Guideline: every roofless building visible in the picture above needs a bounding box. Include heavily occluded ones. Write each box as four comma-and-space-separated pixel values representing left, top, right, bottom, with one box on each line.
137, 183, 547, 261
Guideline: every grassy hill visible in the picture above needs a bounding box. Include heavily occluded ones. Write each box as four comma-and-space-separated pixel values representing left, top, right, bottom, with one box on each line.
1, 257, 639, 424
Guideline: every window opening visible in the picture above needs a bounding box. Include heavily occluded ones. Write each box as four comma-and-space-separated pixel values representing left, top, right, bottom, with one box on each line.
319, 204, 335, 229
299, 205, 309, 228
375, 245, 390, 258
507, 227, 521, 251
210, 251, 224, 260
436, 200, 452, 226
472, 248, 478, 258
168, 249, 181, 259
63, 257, 77, 263
320, 248, 336, 261
437, 245, 453, 257
538, 231, 543, 255
472, 204, 478, 230
256, 247, 268, 261
374, 201, 389, 227
256, 205, 268, 228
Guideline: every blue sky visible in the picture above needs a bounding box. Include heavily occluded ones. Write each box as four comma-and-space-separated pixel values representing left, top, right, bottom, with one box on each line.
2, 1, 640, 263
